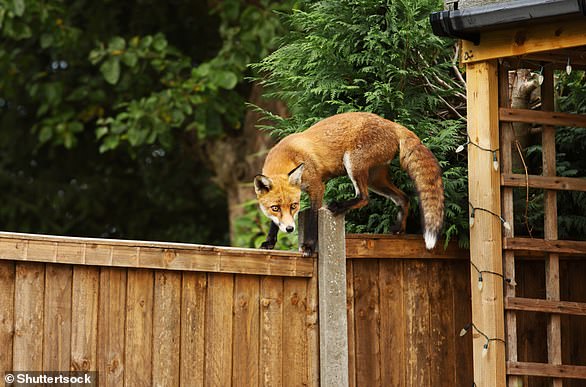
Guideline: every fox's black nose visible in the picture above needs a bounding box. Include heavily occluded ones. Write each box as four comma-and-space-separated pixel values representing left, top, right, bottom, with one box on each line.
286, 226, 294, 233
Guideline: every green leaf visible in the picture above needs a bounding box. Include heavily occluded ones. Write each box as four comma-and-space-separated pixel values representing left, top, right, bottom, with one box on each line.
12, 0, 25, 17
108, 36, 126, 51
100, 58, 121, 85
213, 70, 238, 90
152, 34, 168, 52
40, 33, 53, 49
95, 127, 108, 139
121, 52, 138, 67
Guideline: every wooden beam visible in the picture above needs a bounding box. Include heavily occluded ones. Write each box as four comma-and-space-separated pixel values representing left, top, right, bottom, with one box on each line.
0, 231, 313, 277
461, 17, 586, 64
499, 108, 586, 128
501, 173, 586, 192
507, 362, 586, 379
466, 60, 507, 387
504, 237, 586, 256
345, 234, 468, 260
505, 297, 586, 316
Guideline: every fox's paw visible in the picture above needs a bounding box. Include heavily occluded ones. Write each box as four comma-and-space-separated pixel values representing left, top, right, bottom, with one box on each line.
299, 241, 316, 257
326, 201, 346, 215
260, 240, 276, 250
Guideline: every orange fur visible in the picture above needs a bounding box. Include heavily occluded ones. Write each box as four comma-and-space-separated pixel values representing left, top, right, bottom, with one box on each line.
255, 112, 444, 252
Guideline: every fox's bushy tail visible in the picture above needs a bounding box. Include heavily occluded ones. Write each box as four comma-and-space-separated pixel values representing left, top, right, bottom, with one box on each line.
399, 136, 445, 249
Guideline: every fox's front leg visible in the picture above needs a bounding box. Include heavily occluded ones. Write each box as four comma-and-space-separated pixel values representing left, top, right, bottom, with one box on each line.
260, 221, 279, 250
299, 182, 324, 257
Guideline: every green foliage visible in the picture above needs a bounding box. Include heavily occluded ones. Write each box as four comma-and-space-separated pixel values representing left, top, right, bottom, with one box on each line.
0, 0, 291, 243
253, 0, 469, 246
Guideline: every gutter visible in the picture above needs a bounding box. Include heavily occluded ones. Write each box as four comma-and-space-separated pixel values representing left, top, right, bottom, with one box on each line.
430, 0, 586, 44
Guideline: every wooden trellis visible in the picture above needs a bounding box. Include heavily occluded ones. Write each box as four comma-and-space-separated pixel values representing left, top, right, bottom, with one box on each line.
461, 14, 586, 387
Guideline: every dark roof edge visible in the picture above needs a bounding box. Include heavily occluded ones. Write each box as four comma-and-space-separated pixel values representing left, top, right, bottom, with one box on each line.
430, 0, 586, 44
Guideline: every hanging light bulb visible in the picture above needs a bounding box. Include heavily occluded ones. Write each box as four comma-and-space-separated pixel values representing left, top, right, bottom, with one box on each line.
492, 151, 499, 171
503, 221, 512, 231
459, 324, 471, 337
469, 211, 475, 227
566, 57, 572, 75
506, 277, 517, 287
482, 342, 489, 357
456, 144, 465, 153
477, 274, 484, 291
537, 66, 544, 85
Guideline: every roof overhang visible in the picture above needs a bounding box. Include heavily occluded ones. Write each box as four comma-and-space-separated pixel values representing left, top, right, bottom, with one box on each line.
430, 0, 586, 44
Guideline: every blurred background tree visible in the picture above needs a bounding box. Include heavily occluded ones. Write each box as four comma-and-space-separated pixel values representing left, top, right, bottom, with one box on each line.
0, 0, 291, 244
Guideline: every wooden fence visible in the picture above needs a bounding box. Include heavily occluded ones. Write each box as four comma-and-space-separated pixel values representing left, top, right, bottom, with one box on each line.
0, 231, 475, 386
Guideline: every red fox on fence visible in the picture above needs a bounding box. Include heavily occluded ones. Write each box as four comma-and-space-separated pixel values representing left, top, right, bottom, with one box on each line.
254, 112, 444, 256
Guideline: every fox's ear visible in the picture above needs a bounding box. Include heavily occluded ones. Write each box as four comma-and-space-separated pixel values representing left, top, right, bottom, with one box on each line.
254, 174, 272, 195
288, 163, 304, 186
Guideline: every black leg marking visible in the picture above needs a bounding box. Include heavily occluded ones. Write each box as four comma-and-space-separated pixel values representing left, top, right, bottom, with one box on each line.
300, 207, 318, 257
260, 221, 279, 249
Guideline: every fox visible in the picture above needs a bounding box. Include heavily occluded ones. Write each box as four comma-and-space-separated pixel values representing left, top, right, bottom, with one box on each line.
254, 112, 444, 256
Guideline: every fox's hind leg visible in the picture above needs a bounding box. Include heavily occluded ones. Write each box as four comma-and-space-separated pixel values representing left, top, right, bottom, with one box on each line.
368, 165, 409, 233
327, 152, 370, 215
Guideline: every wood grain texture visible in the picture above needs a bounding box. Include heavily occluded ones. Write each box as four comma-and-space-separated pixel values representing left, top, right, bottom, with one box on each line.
98, 268, 126, 387
259, 277, 283, 387
378, 260, 404, 387
152, 271, 181, 387
499, 107, 586, 128
71, 266, 99, 372
205, 273, 234, 387
501, 173, 586, 192
13, 262, 44, 371
124, 269, 154, 387
461, 17, 586, 64
232, 275, 260, 387
283, 278, 309, 387
0, 262, 15, 374
0, 231, 312, 277
180, 272, 207, 387
352, 260, 381, 386
43, 264, 72, 371
466, 59, 507, 387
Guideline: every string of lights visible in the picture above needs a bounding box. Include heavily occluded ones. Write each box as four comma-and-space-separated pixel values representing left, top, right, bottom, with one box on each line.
455, 135, 500, 171
468, 201, 511, 231
459, 322, 506, 357
469, 261, 517, 291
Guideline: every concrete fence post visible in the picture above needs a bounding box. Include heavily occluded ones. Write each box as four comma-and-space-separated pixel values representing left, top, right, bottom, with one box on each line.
317, 208, 349, 387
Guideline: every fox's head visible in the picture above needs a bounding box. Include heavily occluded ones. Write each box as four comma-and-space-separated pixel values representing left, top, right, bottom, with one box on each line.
254, 163, 304, 234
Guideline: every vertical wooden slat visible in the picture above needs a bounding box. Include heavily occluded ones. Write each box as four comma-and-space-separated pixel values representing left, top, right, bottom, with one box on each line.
466, 59, 507, 387
379, 259, 405, 387
43, 264, 73, 371
152, 271, 181, 387
71, 266, 99, 372
429, 261, 456, 387
283, 277, 309, 387
306, 258, 319, 387
98, 268, 126, 387
346, 261, 357, 387
13, 262, 45, 371
124, 269, 154, 387
180, 272, 207, 387
353, 259, 381, 386
404, 261, 430, 386
541, 65, 563, 387
454, 260, 474, 387
499, 62, 522, 387
0, 262, 15, 373
205, 273, 234, 387
259, 276, 283, 387
232, 275, 260, 387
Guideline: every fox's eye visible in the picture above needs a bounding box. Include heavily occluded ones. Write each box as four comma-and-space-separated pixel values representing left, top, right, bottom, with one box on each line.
291, 203, 298, 210
270, 205, 280, 212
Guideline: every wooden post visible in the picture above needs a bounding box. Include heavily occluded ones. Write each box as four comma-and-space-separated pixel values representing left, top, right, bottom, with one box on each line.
317, 208, 349, 387
466, 60, 507, 387
541, 65, 563, 387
